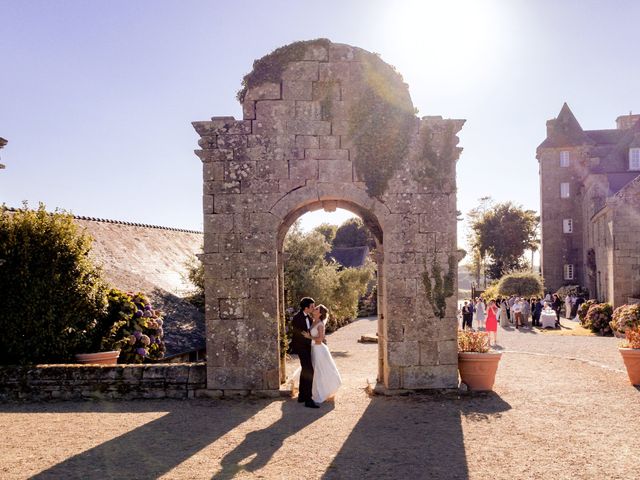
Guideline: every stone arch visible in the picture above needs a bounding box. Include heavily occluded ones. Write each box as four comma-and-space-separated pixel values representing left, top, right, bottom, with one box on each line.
272, 183, 388, 383
193, 40, 465, 394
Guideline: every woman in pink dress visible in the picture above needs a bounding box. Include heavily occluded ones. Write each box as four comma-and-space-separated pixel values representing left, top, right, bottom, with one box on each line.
485, 300, 499, 346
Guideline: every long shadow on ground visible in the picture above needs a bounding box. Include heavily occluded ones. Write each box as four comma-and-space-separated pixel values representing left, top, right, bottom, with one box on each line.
322, 392, 511, 480
5, 398, 292, 479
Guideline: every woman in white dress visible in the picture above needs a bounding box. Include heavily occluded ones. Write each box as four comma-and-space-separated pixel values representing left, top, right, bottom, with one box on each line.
499, 299, 509, 327
474, 298, 486, 330
309, 304, 342, 403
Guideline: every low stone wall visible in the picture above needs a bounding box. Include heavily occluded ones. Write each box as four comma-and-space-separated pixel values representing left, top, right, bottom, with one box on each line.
0, 363, 207, 402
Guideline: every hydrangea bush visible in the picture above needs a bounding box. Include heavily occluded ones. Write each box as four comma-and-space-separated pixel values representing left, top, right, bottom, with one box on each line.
584, 303, 613, 336
610, 304, 640, 334
100, 289, 166, 363
578, 299, 597, 326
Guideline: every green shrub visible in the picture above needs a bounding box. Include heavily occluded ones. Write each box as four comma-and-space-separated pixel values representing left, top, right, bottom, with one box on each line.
497, 271, 544, 297
184, 253, 204, 312
585, 303, 613, 336
0, 204, 108, 364
610, 304, 640, 334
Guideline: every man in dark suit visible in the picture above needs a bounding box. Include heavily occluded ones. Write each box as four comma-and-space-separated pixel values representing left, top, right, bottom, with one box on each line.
291, 297, 319, 408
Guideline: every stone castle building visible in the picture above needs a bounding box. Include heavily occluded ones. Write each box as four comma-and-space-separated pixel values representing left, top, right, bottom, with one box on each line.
537, 104, 640, 306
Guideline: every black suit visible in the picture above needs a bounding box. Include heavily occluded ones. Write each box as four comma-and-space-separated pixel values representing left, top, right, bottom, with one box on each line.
291, 310, 313, 402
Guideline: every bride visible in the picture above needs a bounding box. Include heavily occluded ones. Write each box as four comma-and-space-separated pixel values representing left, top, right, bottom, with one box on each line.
309, 304, 342, 403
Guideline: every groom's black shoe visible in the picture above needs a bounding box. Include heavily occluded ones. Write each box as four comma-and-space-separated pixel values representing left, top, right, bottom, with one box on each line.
297, 397, 305, 403
304, 400, 320, 408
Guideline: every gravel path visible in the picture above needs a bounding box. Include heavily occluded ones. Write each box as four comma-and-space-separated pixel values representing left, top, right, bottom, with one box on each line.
1, 317, 638, 479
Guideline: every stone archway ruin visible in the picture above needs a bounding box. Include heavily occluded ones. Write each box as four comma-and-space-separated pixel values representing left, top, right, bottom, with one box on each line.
193, 39, 464, 394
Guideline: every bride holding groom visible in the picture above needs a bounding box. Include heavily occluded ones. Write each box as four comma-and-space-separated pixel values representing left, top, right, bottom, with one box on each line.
291, 297, 342, 408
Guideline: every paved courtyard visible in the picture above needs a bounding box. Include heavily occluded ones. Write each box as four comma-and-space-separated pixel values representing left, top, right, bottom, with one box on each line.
1, 317, 638, 479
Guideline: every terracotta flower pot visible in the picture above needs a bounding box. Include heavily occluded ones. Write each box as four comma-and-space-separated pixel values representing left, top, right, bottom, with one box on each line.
458, 352, 502, 391
75, 351, 120, 365
619, 348, 640, 385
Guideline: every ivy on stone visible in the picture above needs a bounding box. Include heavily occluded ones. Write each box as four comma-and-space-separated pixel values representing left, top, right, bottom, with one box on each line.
422, 253, 456, 319
414, 123, 457, 188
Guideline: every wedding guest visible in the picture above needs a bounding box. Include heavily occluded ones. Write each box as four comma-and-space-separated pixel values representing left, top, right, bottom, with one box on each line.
499, 298, 509, 327
475, 297, 486, 330
552, 294, 562, 327
521, 297, 531, 327
512, 298, 523, 329
485, 300, 499, 346
531, 298, 543, 327
507, 295, 516, 322
564, 294, 573, 319
461, 301, 473, 330
574, 296, 585, 319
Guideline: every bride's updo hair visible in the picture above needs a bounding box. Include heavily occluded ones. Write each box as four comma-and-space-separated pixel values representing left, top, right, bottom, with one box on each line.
317, 304, 329, 323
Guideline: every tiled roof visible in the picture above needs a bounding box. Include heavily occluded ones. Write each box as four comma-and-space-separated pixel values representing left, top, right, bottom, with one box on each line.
606, 172, 640, 195
585, 129, 625, 144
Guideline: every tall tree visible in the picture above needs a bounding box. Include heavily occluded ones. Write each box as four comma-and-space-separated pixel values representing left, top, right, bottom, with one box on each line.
333, 217, 376, 248
469, 201, 539, 280
314, 223, 338, 245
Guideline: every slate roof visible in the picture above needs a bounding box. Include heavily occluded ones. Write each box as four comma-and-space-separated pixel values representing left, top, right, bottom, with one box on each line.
326, 246, 370, 268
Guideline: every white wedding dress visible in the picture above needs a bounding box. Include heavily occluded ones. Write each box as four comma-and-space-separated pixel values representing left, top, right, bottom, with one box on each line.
310, 322, 342, 403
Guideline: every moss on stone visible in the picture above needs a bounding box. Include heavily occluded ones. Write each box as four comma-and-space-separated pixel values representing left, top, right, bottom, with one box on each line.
422, 253, 456, 319
237, 38, 331, 103
347, 52, 417, 198
414, 123, 457, 189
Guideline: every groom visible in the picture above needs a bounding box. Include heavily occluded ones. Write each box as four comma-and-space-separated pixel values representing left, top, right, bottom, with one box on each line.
291, 297, 319, 408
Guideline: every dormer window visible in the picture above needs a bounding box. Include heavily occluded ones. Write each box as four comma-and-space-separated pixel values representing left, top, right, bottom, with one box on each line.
560, 151, 570, 167
630, 148, 640, 170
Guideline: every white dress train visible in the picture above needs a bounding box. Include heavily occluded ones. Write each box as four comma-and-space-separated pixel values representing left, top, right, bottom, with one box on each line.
310, 322, 342, 403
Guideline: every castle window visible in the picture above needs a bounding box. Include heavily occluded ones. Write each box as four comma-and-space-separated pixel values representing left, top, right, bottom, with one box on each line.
560, 182, 570, 198
630, 148, 640, 170
560, 151, 570, 167
563, 218, 573, 233
564, 264, 574, 280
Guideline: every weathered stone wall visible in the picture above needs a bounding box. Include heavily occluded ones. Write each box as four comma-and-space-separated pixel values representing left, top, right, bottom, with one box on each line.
193, 40, 464, 393
0, 364, 206, 402
597, 178, 640, 306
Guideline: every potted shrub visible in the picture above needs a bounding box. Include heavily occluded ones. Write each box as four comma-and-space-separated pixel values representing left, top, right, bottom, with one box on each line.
618, 327, 640, 386
74, 289, 166, 364
610, 304, 640, 338
457, 329, 502, 391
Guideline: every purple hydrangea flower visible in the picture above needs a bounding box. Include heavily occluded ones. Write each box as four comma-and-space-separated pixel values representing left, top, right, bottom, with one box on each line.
140, 334, 151, 346
133, 330, 142, 339
135, 310, 143, 318
144, 305, 152, 311
136, 347, 147, 356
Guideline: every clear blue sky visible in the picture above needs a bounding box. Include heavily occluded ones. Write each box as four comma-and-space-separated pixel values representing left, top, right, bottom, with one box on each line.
1, 0, 638, 248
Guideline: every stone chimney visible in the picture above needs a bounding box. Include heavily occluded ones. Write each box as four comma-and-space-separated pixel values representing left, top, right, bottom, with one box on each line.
616, 113, 640, 130
546, 119, 556, 137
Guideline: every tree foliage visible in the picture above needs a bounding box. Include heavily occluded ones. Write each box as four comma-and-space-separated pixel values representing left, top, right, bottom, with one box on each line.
0, 204, 108, 364
333, 217, 376, 248
468, 200, 539, 279
284, 223, 374, 337
314, 223, 338, 245
497, 272, 544, 297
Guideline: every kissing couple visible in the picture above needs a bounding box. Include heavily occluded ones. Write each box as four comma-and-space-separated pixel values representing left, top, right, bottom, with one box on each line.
291, 297, 342, 408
